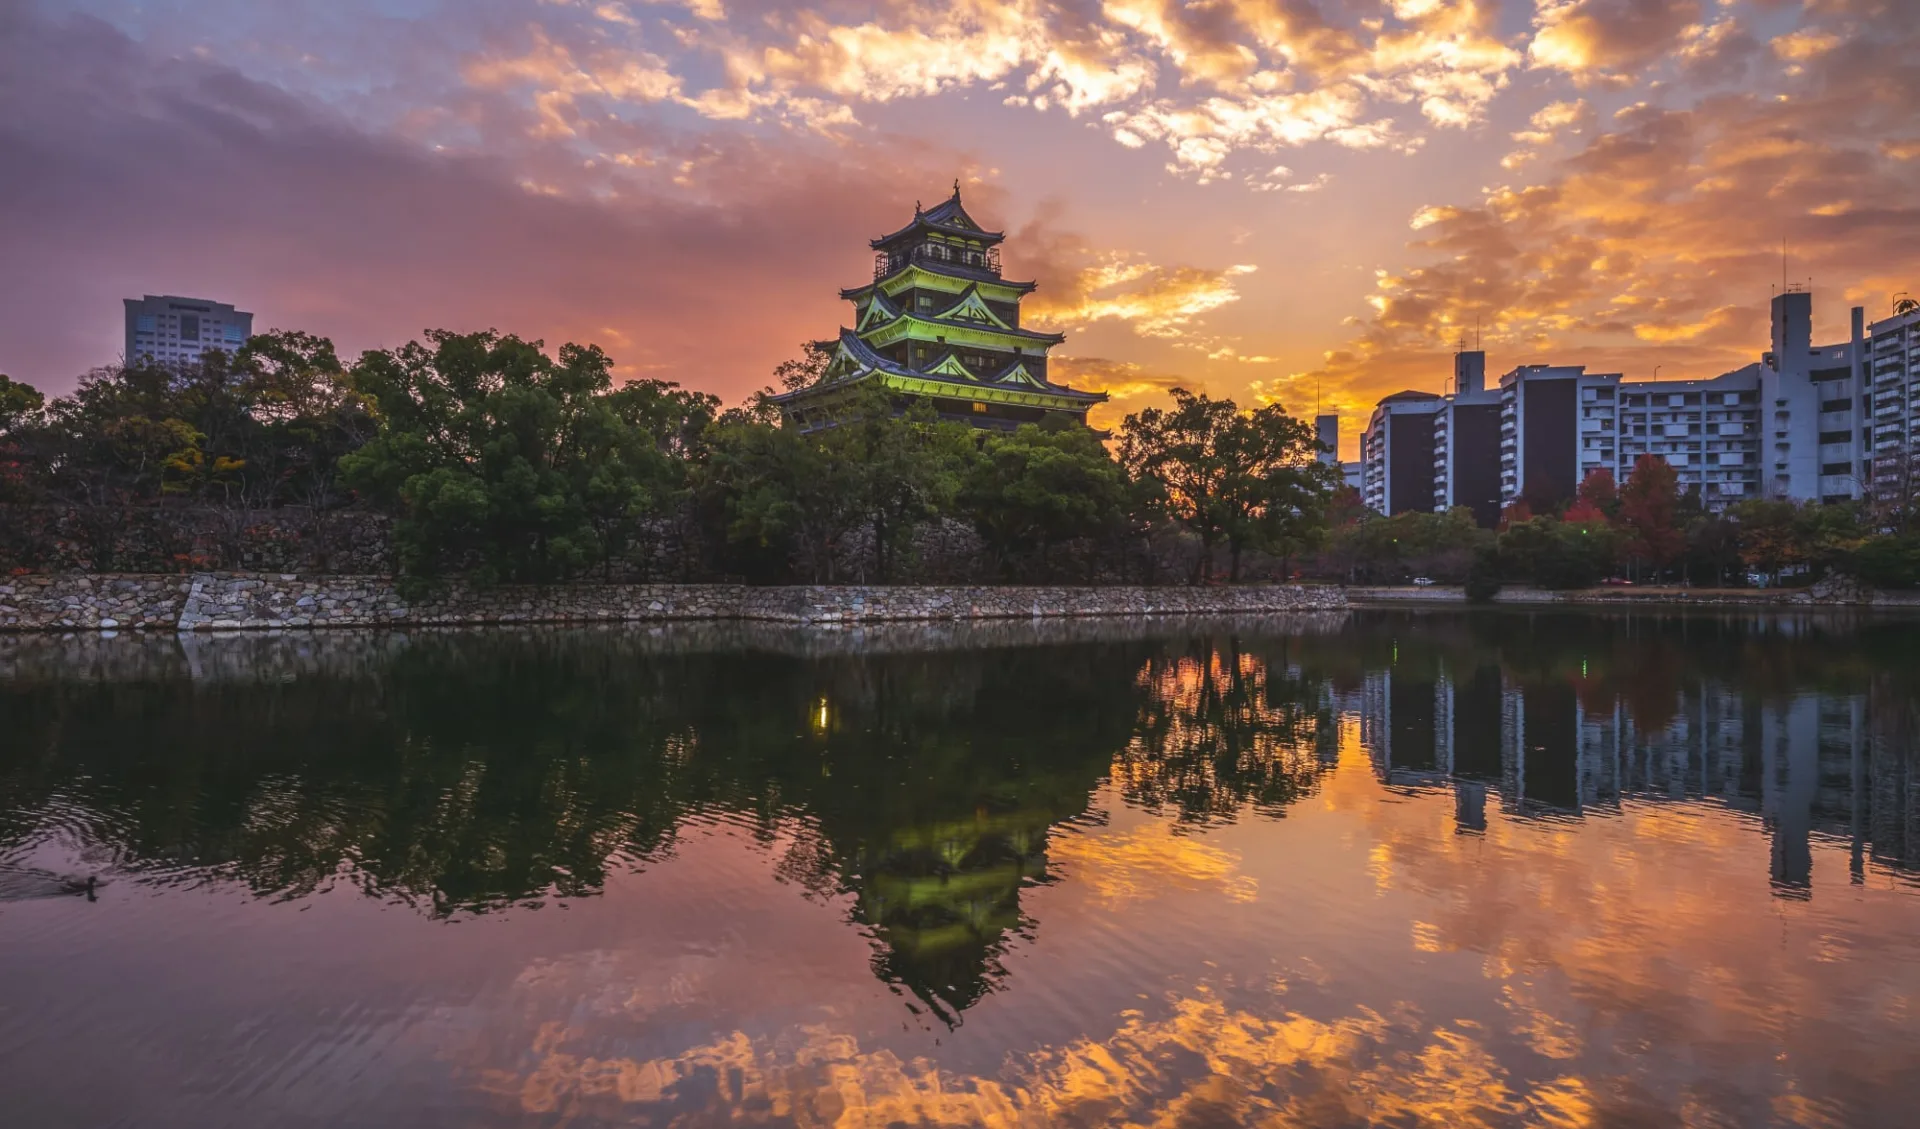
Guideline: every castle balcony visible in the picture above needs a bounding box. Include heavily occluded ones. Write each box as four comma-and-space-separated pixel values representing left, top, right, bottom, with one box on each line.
877, 244, 1002, 281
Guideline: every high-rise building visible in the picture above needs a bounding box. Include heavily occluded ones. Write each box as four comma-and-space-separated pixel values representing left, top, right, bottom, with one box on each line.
1498, 364, 1622, 511
1360, 391, 1444, 514
1360, 290, 1880, 515
124, 295, 252, 366
771, 185, 1106, 431
1866, 303, 1920, 509
1431, 350, 1503, 527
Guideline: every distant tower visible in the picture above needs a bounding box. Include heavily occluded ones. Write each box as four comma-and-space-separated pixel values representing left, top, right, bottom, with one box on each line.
1315, 413, 1340, 464
124, 295, 252, 366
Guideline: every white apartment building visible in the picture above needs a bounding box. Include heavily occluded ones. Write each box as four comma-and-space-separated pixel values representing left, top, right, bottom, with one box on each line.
1360, 290, 1885, 521
124, 295, 252, 367
1615, 368, 1762, 504
1496, 365, 1622, 509
1868, 304, 1920, 507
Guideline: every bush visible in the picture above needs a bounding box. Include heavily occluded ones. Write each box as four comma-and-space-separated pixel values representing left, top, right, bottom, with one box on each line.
1850, 535, 1920, 589
1463, 548, 1503, 603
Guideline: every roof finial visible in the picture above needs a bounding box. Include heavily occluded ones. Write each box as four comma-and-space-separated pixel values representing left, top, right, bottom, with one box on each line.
953, 178, 962, 198
914, 200, 921, 215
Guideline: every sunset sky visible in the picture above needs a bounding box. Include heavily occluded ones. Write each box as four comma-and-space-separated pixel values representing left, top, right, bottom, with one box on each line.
3, 0, 1916, 456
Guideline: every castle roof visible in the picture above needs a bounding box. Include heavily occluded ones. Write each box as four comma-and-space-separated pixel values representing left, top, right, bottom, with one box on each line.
870, 185, 1005, 249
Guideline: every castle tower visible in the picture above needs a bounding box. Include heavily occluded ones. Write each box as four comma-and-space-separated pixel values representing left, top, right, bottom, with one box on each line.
771, 185, 1106, 430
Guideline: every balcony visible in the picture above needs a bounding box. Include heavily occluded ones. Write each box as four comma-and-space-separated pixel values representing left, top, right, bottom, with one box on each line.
876, 243, 1002, 280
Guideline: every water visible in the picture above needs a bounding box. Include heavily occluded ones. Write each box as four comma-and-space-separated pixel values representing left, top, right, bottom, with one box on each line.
2, 610, 1918, 1128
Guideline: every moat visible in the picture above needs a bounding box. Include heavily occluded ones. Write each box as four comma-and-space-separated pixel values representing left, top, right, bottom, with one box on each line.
3, 610, 1918, 1127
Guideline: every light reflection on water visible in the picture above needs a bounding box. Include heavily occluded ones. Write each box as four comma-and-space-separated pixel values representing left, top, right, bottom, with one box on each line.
1, 610, 1918, 1127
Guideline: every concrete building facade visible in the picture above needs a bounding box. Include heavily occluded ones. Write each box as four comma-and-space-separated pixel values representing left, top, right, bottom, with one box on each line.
1360, 391, 1444, 515
124, 295, 252, 367
1867, 304, 1920, 509
1431, 350, 1505, 527
1359, 291, 1884, 518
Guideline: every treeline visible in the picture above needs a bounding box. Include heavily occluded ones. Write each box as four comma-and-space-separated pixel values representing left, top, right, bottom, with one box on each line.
0, 330, 1338, 585
1323, 454, 1920, 593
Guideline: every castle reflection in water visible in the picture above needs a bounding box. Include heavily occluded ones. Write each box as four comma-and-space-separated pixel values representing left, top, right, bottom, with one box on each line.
1340, 612, 1920, 895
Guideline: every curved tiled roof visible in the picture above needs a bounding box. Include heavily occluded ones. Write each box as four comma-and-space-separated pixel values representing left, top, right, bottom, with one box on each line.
869, 188, 1006, 248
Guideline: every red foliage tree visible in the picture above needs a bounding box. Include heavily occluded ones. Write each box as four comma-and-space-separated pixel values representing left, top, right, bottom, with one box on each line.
1619, 454, 1684, 581
1576, 468, 1619, 517
1498, 499, 1533, 530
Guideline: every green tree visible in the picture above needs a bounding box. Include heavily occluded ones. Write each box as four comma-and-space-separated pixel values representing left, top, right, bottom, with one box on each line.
0, 375, 46, 505
961, 420, 1130, 580
1119, 389, 1333, 583
1851, 534, 1920, 589
340, 330, 650, 585
1217, 407, 1340, 581
0, 374, 43, 435
700, 385, 972, 583
1497, 516, 1617, 589
1794, 501, 1866, 580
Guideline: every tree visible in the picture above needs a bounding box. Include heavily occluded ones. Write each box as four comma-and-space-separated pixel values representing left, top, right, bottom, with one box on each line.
1683, 513, 1742, 587
1618, 454, 1683, 582
1575, 468, 1619, 519
1119, 389, 1334, 583
773, 340, 836, 392
0, 375, 45, 505
605, 378, 720, 579
340, 330, 651, 585
1217, 406, 1341, 581
961, 420, 1130, 580
0, 374, 42, 435
1730, 498, 1802, 582
700, 384, 974, 583
1119, 390, 1237, 582
1497, 516, 1618, 589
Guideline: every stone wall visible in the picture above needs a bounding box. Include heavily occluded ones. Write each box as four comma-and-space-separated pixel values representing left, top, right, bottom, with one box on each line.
1348, 583, 1920, 608
1, 572, 1345, 632
0, 575, 191, 630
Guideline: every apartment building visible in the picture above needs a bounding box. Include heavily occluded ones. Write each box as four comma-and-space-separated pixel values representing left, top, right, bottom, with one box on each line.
1615, 368, 1762, 504
1497, 364, 1622, 511
1360, 290, 1879, 519
1431, 350, 1503, 527
124, 295, 252, 366
1868, 304, 1920, 508
1360, 391, 1444, 514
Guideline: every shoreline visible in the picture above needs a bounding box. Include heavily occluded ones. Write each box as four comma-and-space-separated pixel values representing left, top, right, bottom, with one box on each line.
1, 573, 1343, 633
7, 574, 1919, 633
1349, 584, 1920, 609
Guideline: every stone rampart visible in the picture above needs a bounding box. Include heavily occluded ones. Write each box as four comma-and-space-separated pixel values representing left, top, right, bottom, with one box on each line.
2, 573, 1345, 632
0, 575, 192, 630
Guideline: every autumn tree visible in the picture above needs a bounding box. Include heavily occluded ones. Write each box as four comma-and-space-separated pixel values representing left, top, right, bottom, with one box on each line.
1618, 454, 1684, 582
1576, 468, 1619, 519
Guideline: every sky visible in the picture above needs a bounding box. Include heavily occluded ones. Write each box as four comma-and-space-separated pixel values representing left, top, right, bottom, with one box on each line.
2, 0, 1917, 457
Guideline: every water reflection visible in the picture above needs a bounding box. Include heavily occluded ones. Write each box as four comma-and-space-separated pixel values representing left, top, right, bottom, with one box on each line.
3, 611, 1920, 1127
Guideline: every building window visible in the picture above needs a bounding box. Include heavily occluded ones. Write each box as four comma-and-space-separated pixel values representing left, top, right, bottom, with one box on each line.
1821, 462, 1851, 476
1818, 430, 1850, 444
1820, 398, 1850, 413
